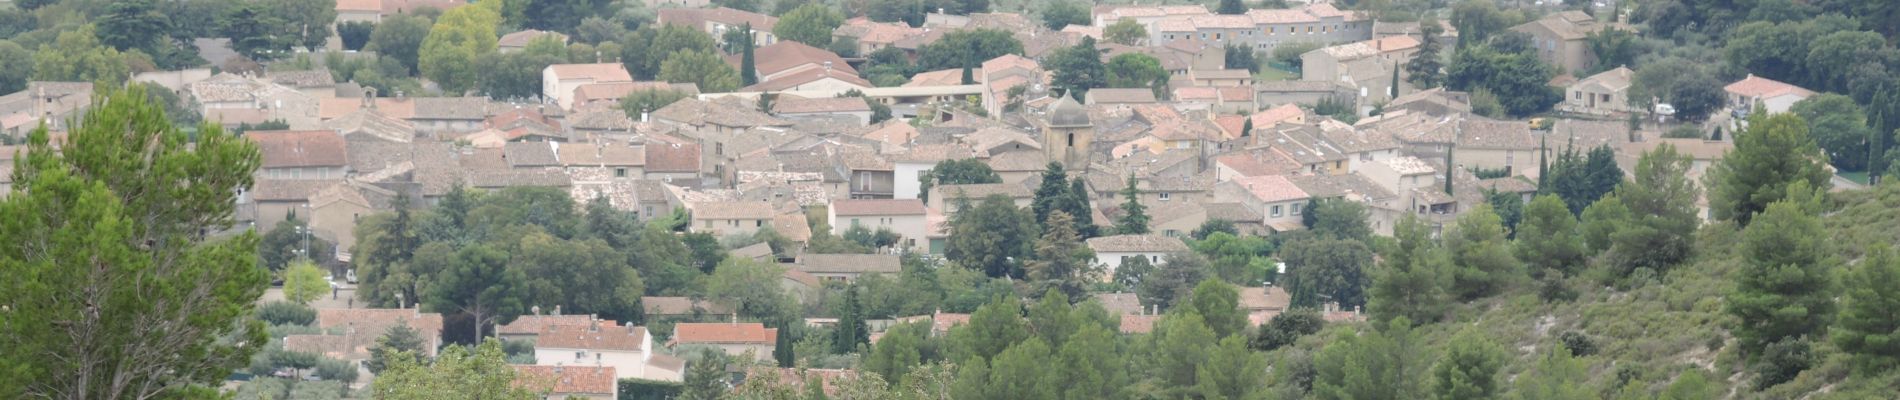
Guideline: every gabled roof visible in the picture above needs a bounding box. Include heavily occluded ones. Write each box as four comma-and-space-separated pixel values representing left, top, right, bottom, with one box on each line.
1573, 66, 1633, 92
323, 108, 415, 143
1724, 74, 1815, 100
496, 315, 600, 336
1230, 175, 1309, 203
753, 41, 857, 77
547, 63, 634, 83
536, 322, 648, 352
248, 130, 348, 168
1238, 286, 1290, 310
1095, 293, 1144, 316
671, 323, 777, 345
513, 365, 616, 396
773, 97, 872, 114
558, 142, 645, 167
1087, 88, 1158, 104
795, 253, 902, 274
691, 201, 775, 220
742, 67, 873, 92
1086, 234, 1190, 253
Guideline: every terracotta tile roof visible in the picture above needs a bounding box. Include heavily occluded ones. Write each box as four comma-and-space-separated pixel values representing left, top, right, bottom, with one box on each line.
652, 98, 791, 129
1087, 234, 1190, 253
1725, 74, 1815, 99
1215, 150, 1302, 177
642, 297, 735, 316
267, 70, 336, 88
1231, 175, 1310, 203
514, 365, 616, 396
496, 315, 600, 336
248, 130, 347, 169
1120, 314, 1161, 334
324, 108, 415, 143
753, 41, 857, 77
1095, 293, 1144, 316
499, 30, 569, 48
558, 142, 645, 167
1456, 118, 1536, 150
1477, 176, 1539, 194
643, 142, 701, 173
536, 322, 648, 352
1203, 202, 1262, 223
1087, 88, 1158, 104
691, 201, 775, 220
1379, 156, 1439, 175
335, 0, 380, 12
319, 97, 415, 120
314, 307, 444, 356
1238, 286, 1290, 310
671, 323, 777, 345
935, 182, 1033, 200
547, 63, 634, 84
742, 68, 873, 92
774, 213, 813, 242
250, 178, 343, 201
503, 142, 560, 167
202, 107, 273, 127
985, 150, 1047, 172
832, 199, 925, 216
904, 68, 973, 87
1194, 69, 1253, 80
795, 254, 901, 274
1287, 173, 1396, 201
773, 97, 871, 114
1315, 36, 1420, 61
573, 82, 698, 107
411, 97, 493, 120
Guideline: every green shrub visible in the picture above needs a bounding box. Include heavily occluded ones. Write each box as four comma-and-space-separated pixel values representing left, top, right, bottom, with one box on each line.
315, 357, 358, 382
257, 301, 316, 326
1755, 338, 1814, 390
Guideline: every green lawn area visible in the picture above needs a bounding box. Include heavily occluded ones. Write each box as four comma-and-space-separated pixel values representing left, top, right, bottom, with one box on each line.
1255, 66, 1298, 81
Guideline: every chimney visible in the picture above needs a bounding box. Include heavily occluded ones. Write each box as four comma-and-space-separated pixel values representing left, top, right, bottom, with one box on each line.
532, 305, 541, 315
554, 305, 562, 315
395, 90, 405, 99
823, 61, 833, 72
730, 313, 739, 324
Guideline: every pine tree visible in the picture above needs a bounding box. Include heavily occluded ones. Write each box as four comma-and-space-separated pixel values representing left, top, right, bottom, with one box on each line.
1188, 279, 1247, 339
368, 324, 427, 374
1116, 175, 1150, 234
1833, 245, 1900, 373
681, 349, 730, 400
1707, 112, 1833, 226
1028, 211, 1096, 299
1431, 330, 1505, 400
1312, 317, 1428, 400
0, 86, 269, 399
1602, 144, 1699, 274
1445, 204, 1521, 300
1033, 162, 1071, 225
1515, 194, 1586, 276
1728, 200, 1835, 356
1406, 19, 1446, 89
1368, 215, 1450, 325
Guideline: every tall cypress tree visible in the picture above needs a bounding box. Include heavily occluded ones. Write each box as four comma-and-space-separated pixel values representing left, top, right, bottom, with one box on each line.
833, 285, 869, 354
1116, 175, 1150, 234
1068, 179, 1098, 238
739, 23, 757, 86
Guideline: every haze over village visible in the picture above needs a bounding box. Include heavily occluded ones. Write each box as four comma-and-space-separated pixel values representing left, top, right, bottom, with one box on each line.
1, 0, 1899, 399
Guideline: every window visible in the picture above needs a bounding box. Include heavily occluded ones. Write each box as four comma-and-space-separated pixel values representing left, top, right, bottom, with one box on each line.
852, 218, 861, 227
1271, 205, 1283, 217
756, 220, 764, 227
730, 220, 739, 227
1292, 203, 1303, 215
1067, 133, 1075, 147
1164, 229, 1179, 237
1574, 91, 1582, 100
1159, 192, 1172, 201
615, 168, 628, 177
1201, 33, 1208, 39
1601, 94, 1612, 102
716, 143, 724, 155
1214, 33, 1222, 40
575, 351, 585, 361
